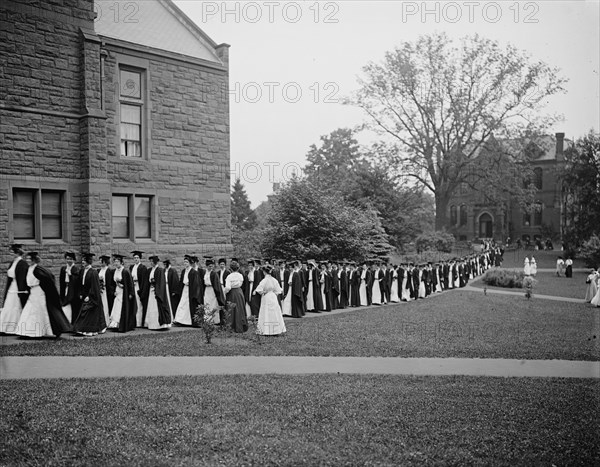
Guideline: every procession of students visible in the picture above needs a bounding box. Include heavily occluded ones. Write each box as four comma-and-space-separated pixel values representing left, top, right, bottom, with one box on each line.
1, 243, 513, 339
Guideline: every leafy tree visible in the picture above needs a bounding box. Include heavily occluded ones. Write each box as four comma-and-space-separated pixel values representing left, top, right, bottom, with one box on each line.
231, 177, 257, 231
304, 128, 434, 248
415, 231, 455, 253
562, 131, 600, 249
347, 32, 567, 230
262, 178, 392, 261
579, 235, 600, 268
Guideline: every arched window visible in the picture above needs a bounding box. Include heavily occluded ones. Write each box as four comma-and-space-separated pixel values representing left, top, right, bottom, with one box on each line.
450, 205, 457, 226
533, 168, 543, 189
459, 205, 467, 226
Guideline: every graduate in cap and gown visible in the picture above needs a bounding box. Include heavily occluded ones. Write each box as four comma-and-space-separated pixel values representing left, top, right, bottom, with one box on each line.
244, 259, 263, 318
174, 255, 201, 326
370, 261, 384, 305
129, 251, 149, 327
16, 252, 71, 338
73, 253, 107, 336
163, 258, 180, 320
223, 259, 247, 333
98, 255, 114, 329
305, 260, 323, 312
348, 262, 360, 307
108, 254, 137, 332
285, 260, 305, 318
59, 251, 81, 323
337, 262, 348, 309
218, 258, 230, 288
144, 255, 172, 330
1, 244, 29, 334
390, 265, 400, 303
359, 262, 370, 306
319, 262, 332, 311
203, 256, 226, 324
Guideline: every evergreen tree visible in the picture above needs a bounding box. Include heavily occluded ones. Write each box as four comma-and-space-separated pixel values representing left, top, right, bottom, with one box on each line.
231, 177, 257, 231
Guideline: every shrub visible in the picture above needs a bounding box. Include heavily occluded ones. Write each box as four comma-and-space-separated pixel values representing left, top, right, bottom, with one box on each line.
482, 268, 527, 288
415, 231, 455, 253
579, 235, 600, 268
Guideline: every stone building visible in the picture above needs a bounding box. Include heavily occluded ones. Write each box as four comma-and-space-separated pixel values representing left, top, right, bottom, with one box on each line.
446, 132, 570, 245
0, 0, 231, 290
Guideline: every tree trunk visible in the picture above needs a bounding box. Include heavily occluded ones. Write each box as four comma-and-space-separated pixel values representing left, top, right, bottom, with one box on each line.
435, 193, 450, 231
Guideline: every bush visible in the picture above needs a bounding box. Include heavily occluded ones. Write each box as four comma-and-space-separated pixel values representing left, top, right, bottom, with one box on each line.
415, 231, 455, 253
482, 268, 528, 288
579, 235, 600, 268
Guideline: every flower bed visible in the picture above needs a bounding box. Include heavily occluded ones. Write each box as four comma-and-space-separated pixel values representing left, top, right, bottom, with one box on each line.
482, 268, 527, 288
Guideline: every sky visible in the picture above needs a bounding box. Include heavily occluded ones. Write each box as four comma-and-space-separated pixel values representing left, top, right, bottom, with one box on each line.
173, 0, 600, 207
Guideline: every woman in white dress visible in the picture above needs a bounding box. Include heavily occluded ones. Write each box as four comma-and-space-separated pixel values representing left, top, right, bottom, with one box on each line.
371, 264, 383, 305
524, 257, 531, 276
590, 272, 600, 307
359, 263, 369, 306
108, 254, 136, 332
144, 256, 171, 330
1, 244, 29, 334
389, 266, 400, 303
98, 255, 112, 329
401, 265, 411, 301
281, 266, 293, 317
16, 252, 71, 338
254, 266, 286, 336
530, 257, 537, 276
418, 265, 427, 299
584, 269, 598, 303
174, 255, 200, 326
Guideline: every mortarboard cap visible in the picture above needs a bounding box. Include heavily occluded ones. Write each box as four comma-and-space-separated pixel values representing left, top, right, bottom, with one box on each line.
64, 251, 76, 260
131, 251, 144, 258
9, 244, 23, 253
112, 253, 124, 261
100, 254, 111, 262
218, 258, 227, 265
149, 255, 160, 262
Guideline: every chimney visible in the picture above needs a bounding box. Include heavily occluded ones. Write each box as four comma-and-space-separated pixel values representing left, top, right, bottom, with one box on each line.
555, 132, 565, 160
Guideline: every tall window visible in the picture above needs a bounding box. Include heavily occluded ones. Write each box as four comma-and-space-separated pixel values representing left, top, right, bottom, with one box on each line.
120, 68, 143, 158
13, 188, 64, 240
459, 205, 467, 226
450, 205, 457, 226
523, 203, 543, 226
112, 194, 154, 240
533, 168, 543, 189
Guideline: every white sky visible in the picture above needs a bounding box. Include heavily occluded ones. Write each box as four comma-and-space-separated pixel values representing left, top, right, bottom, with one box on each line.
174, 0, 600, 207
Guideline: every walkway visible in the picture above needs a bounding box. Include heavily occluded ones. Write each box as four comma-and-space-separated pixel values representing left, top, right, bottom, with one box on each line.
1, 356, 598, 380
463, 285, 587, 303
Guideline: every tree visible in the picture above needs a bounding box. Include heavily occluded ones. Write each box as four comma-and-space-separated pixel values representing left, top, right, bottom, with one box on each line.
304, 128, 434, 248
348, 33, 567, 230
262, 178, 392, 261
231, 177, 257, 231
562, 131, 600, 248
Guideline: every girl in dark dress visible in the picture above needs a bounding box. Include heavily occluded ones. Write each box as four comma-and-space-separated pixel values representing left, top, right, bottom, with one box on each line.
73, 253, 107, 336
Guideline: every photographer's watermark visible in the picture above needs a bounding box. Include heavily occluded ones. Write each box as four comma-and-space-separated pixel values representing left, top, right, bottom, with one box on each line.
200, 1, 340, 23
401, 1, 539, 23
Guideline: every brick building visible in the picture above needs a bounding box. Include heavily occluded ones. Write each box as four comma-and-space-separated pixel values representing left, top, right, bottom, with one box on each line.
446, 132, 571, 245
0, 0, 232, 291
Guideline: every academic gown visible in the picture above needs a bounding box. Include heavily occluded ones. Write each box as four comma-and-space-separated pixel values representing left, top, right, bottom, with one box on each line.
165, 266, 181, 317
35, 266, 72, 337
130, 263, 149, 326
144, 266, 172, 328
112, 267, 137, 332
330, 270, 340, 310
176, 267, 201, 325
73, 267, 106, 334
244, 269, 263, 317
349, 270, 360, 306
59, 264, 81, 323
3, 258, 29, 308
290, 270, 305, 318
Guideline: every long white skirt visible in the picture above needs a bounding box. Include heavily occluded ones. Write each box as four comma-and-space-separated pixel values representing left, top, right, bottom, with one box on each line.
145, 286, 170, 330
15, 286, 54, 337
390, 280, 400, 303
418, 282, 426, 298
0, 281, 23, 334
306, 282, 315, 310
62, 304, 72, 323
101, 289, 110, 329
282, 288, 292, 316
174, 285, 192, 325
204, 286, 220, 324
320, 283, 327, 310
257, 291, 286, 335
359, 280, 368, 306
371, 281, 382, 305
134, 283, 144, 326
585, 281, 598, 303
108, 287, 123, 328
591, 287, 600, 307
401, 277, 411, 301
447, 272, 454, 289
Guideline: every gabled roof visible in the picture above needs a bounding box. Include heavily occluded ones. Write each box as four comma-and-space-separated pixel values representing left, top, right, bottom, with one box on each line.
461, 134, 572, 161
95, 0, 223, 64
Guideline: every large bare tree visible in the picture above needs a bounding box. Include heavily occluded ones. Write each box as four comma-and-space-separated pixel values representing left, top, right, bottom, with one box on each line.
348, 33, 567, 230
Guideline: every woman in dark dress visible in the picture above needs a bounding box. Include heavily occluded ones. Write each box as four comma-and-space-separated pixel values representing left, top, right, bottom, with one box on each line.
73, 253, 107, 336
223, 261, 247, 333
1, 243, 29, 334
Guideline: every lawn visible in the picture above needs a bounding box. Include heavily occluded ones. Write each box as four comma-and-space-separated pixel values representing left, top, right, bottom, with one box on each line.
471, 270, 590, 299
2, 291, 598, 360
500, 249, 586, 269
0, 375, 597, 466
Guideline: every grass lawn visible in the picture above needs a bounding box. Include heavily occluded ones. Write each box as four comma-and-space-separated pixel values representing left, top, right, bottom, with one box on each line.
2, 291, 598, 360
500, 249, 586, 269
471, 270, 590, 299
0, 375, 597, 466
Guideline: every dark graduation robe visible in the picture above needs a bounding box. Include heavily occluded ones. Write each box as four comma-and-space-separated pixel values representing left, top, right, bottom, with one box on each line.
59, 264, 81, 322
165, 266, 180, 315
290, 270, 305, 318
114, 267, 137, 332
348, 269, 360, 307
101, 267, 116, 315
4, 258, 29, 308
195, 267, 206, 305
33, 265, 72, 337
364, 269, 373, 305
129, 263, 149, 315
442, 264, 450, 289
209, 270, 226, 307
73, 267, 106, 333
219, 268, 231, 288
243, 268, 263, 317
145, 266, 172, 326
330, 269, 340, 310
179, 267, 201, 324
382, 268, 392, 302
307, 268, 323, 311
338, 269, 348, 309
319, 270, 332, 311
423, 269, 431, 296
411, 268, 420, 299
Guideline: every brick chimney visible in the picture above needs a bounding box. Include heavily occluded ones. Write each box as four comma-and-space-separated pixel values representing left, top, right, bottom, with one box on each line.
555, 132, 565, 161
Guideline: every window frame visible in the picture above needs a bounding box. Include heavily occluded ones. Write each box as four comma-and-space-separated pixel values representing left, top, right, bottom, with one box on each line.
111, 193, 156, 242
11, 186, 68, 244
